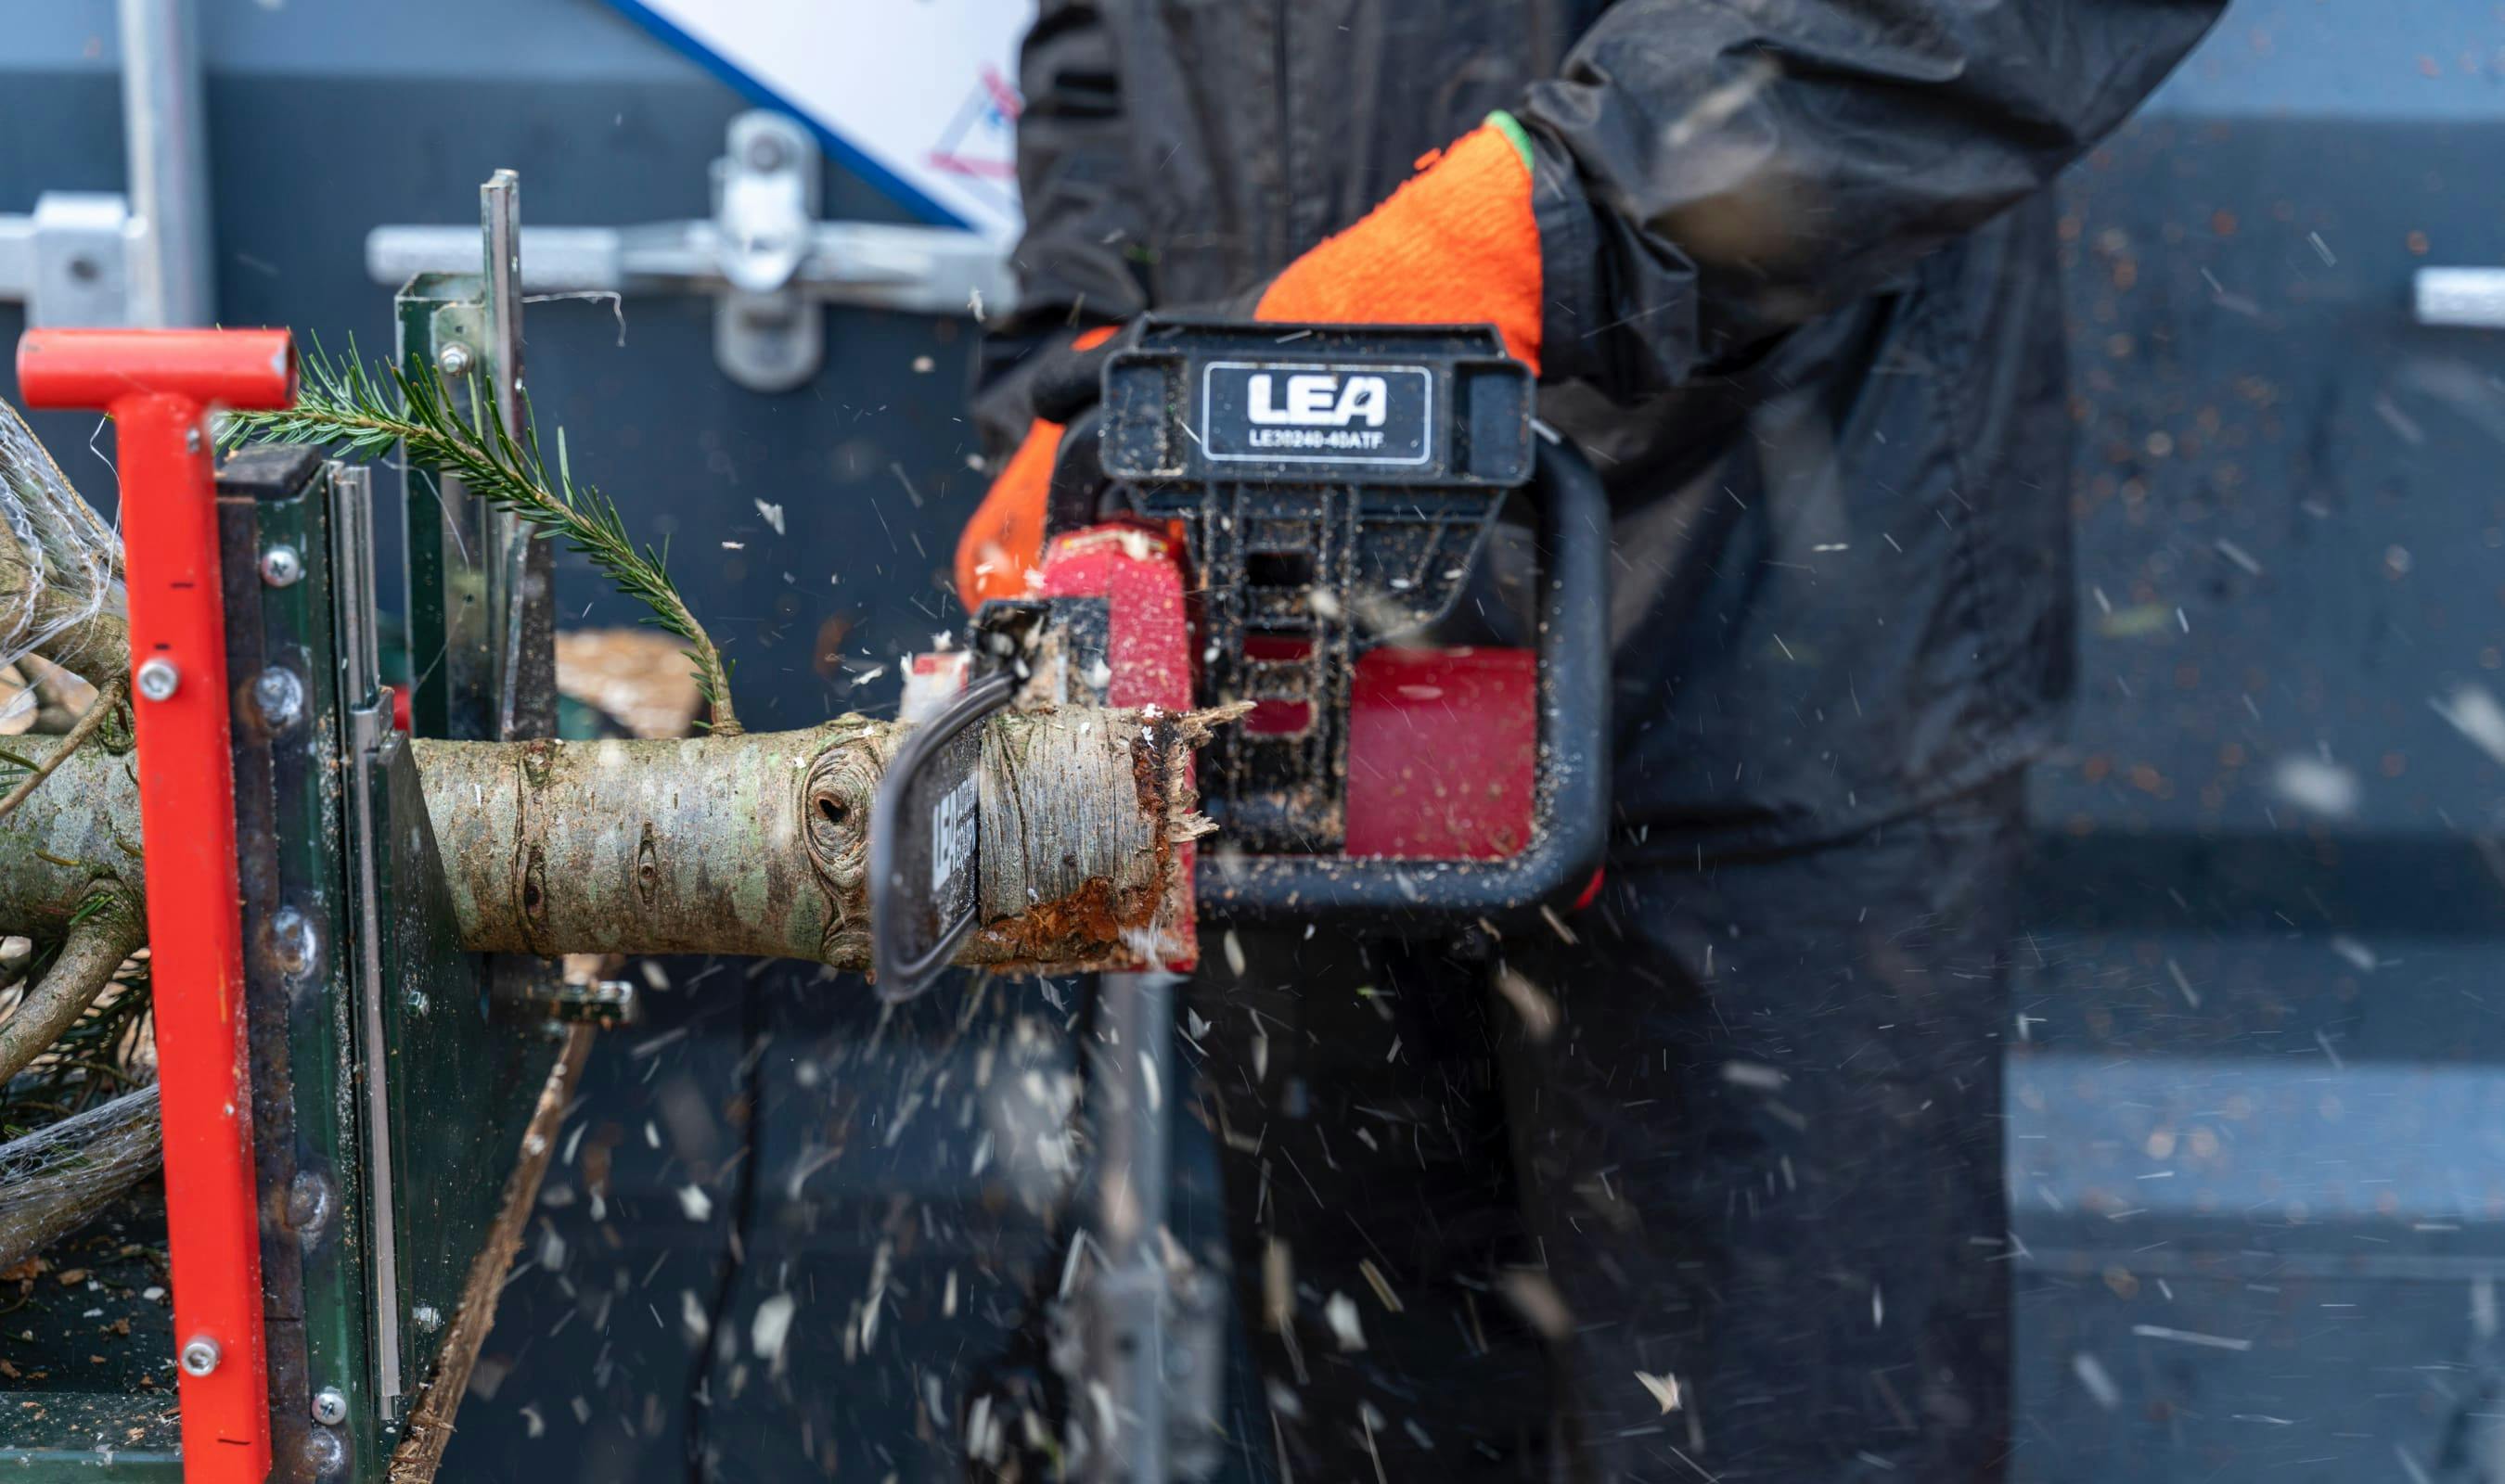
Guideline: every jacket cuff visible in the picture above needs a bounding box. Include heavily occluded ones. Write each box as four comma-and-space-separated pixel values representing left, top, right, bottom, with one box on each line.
1521, 121, 1604, 387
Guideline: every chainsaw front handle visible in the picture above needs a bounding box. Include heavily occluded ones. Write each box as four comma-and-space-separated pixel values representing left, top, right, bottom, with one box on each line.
1195, 433, 1612, 924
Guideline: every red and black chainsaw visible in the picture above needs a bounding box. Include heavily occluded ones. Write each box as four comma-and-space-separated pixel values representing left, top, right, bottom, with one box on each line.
870, 317, 1611, 991
867, 317, 1609, 1481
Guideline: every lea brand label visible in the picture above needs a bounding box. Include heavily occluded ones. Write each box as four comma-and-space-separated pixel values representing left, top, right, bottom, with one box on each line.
929, 773, 979, 894
1201, 361, 1434, 465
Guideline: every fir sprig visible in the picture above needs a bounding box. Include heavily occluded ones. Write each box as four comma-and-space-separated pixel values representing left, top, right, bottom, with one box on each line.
224, 341, 739, 734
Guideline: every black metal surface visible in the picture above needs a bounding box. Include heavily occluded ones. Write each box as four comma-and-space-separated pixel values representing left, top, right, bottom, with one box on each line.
216, 450, 317, 1479
1045, 405, 1112, 536
867, 668, 1015, 1001
1195, 435, 1611, 922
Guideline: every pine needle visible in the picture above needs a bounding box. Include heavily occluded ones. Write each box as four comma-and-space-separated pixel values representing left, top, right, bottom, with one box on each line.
222, 339, 739, 734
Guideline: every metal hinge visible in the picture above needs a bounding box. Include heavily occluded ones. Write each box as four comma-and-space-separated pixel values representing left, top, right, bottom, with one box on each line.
364, 111, 1015, 392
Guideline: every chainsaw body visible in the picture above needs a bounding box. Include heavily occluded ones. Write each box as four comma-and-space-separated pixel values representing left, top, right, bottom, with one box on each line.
872, 318, 1611, 994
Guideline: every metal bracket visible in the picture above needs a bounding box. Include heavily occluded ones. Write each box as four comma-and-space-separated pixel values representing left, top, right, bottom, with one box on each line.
365, 110, 1014, 392
0, 0, 214, 327
0, 194, 137, 326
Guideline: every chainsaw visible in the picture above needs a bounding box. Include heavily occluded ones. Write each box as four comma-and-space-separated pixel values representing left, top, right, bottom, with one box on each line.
870, 317, 1611, 992
867, 317, 1609, 1481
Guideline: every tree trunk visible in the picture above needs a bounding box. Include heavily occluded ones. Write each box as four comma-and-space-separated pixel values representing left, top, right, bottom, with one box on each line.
0, 735, 144, 939
0, 707, 1206, 972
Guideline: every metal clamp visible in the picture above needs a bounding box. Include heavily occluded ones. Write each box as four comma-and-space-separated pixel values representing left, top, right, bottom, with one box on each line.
364, 111, 1014, 392
0, 195, 136, 327
0, 0, 214, 327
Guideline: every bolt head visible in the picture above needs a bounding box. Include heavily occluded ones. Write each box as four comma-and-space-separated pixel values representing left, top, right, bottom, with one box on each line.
302, 1424, 349, 1478
260, 544, 303, 587
311, 1386, 349, 1426
134, 657, 179, 702
255, 666, 305, 729
179, 1337, 220, 1376
437, 342, 474, 377
412, 1304, 443, 1333
288, 1168, 334, 1235
270, 904, 319, 976
745, 131, 788, 173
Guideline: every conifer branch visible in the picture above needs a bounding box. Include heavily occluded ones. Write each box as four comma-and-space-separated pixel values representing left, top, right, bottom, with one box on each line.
225, 342, 739, 734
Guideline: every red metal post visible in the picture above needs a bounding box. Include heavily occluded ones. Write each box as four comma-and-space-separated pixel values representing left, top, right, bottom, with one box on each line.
17, 327, 297, 1484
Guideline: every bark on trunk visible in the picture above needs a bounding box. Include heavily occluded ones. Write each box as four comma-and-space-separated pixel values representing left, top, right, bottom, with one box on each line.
0, 735, 144, 939
416, 706, 1201, 972
0, 1084, 161, 1273
0, 707, 1204, 973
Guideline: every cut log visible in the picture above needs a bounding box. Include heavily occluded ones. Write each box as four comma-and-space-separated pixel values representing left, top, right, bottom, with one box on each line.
415, 704, 1207, 974
0, 704, 1209, 977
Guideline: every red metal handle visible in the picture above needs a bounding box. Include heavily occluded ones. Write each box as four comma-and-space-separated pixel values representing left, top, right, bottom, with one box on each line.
19, 326, 298, 1484
18, 327, 295, 412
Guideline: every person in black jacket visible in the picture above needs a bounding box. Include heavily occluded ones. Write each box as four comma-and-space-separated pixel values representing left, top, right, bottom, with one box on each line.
958, 3, 2227, 1478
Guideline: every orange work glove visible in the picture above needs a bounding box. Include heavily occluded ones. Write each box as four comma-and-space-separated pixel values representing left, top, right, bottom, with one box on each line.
1255, 111, 1543, 373
957, 324, 1122, 608
956, 112, 1543, 610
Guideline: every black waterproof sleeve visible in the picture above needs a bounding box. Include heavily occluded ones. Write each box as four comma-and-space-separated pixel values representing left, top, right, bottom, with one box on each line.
971, 0, 1150, 455
1516, 0, 2226, 397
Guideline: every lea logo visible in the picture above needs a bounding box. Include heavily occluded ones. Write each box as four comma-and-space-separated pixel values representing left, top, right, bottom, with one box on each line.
1246, 372, 1390, 429
1201, 360, 1432, 465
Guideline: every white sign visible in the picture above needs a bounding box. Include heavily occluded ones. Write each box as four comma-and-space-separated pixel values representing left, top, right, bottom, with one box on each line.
608, 0, 1034, 241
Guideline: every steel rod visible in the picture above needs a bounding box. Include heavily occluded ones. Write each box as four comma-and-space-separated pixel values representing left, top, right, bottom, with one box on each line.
115, 0, 214, 326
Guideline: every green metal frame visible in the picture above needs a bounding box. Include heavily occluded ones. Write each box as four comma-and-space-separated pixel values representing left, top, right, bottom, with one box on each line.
6, 175, 569, 1481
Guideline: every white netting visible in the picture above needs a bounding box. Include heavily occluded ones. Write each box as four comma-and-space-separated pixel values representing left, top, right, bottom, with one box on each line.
0, 396, 124, 676
0, 1083, 161, 1271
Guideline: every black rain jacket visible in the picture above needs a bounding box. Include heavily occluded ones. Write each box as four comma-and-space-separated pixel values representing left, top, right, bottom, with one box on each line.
978, 0, 2226, 857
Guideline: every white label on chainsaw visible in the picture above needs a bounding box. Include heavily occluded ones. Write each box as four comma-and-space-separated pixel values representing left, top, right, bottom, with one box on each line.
1201, 361, 1434, 465
931, 773, 980, 893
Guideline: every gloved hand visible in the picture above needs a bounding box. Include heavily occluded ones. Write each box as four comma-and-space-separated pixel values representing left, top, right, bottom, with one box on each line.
955, 111, 1542, 610
955, 323, 1124, 608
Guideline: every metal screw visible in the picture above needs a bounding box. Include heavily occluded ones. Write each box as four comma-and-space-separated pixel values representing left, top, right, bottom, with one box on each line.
260, 544, 303, 587
746, 130, 788, 173
270, 905, 318, 977
303, 1424, 348, 1478
135, 657, 180, 702
437, 342, 474, 377
287, 1168, 334, 1236
179, 1337, 221, 1376
412, 1304, 443, 1334
311, 1387, 349, 1426
184, 426, 202, 454
255, 666, 305, 730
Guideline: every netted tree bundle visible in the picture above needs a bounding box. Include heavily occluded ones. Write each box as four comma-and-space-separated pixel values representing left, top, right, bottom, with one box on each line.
0, 399, 122, 683
0, 1083, 161, 1273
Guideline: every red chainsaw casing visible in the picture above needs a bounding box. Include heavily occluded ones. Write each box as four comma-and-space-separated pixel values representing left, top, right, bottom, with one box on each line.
1040, 519, 1541, 873
1345, 646, 1538, 859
